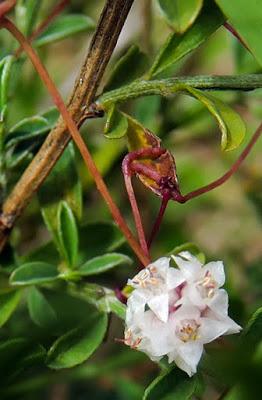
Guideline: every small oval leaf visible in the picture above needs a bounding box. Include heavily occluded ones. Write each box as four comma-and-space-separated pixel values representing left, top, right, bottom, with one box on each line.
58, 201, 78, 268
35, 14, 95, 47
157, 0, 203, 34
27, 287, 57, 329
150, 1, 224, 77
0, 290, 21, 327
79, 253, 132, 276
183, 86, 246, 151
47, 312, 108, 369
104, 105, 129, 139
6, 116, 50, 149
0, 55, 14, 115
10, 262, 59, 286
39, 143, 82, 253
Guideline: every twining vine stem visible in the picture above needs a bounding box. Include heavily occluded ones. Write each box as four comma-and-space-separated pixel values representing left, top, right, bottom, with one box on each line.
146, 122, 262, 246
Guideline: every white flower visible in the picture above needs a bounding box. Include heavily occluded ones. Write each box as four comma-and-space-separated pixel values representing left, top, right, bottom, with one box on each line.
172, 251, 228, 316
124, 252, 241, 376
127, 257, 184, 323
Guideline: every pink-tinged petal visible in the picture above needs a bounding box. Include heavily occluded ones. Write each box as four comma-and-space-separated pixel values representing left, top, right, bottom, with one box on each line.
148, 293, 169, 322
175, 342, 203, 377
203, 261, 225, 287
167, 267, 185, 290
200, 317, 229, 343
172, 253, 201, 281
209, 289, 229, 316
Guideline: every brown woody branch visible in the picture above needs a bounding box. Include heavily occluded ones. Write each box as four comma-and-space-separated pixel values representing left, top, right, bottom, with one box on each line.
0, 0, 135, 251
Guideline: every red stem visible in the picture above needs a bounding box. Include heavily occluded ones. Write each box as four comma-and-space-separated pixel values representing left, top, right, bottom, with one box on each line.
183, 124, 262, 201
223, 22, 250, 51
147, 193, 169, 248
122, 158, 150, 260
130, 162, 162, 182
0, 0, 16, 17
1, 17, 150, 267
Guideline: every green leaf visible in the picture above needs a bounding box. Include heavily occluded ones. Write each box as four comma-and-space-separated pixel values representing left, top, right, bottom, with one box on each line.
5, 116, 51, 149
27, 287, 57, 329
157, 0, 203, 33
149, 1, 224, 77
143, 368, 199, 400
215, 0, 262, 67
0, 55, 14, 116
15, 0, 42, 36
39, 143, 82, 250
241, 307, 262, 349
105, 45, 149, 91
78, 222, 125, 263
104, 105, 128, 139
35, 14, 95, 47
182, 86, 246, 150
57, 201, 78, 268
10, 262, 59, 286
79, 253, 132, 276
47, 312, 108, 369
0, 290, 21, 327
22, 241, 60, 265
0, 338, 27, 367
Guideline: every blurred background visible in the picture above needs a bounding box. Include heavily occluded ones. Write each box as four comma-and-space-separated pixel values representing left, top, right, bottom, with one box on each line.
0, 0, 261, 399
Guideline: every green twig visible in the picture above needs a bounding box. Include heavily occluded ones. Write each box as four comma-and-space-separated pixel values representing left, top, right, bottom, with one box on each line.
98, 74, 262, 107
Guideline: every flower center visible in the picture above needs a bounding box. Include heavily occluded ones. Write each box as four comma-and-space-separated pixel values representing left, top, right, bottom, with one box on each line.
197, 270, 217, 298
176, 319, 200, 342
124, 328, 142, 349
131, 265, 160, 288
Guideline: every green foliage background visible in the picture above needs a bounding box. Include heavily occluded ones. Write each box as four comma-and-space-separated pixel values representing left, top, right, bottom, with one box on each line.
0, 0, 261, 399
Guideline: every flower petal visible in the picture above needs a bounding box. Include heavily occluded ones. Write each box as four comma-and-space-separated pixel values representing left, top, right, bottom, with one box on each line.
220, 315, 242, 335
175, 342, 203, 377
148, 293, 169, 322
203, 261, 225, 287
167, 267, 185, 290
172, 253, 202, 281
150, 257, 170, 277
200, 317, 229, 343
209, 289, 229, 316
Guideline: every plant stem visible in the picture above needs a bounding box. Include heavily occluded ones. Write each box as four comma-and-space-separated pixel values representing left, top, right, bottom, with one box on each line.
122, 158, 150, 260
0, 1, 147, 256
147, 194, 169, 248
0, 17, 150, 266
224, 22, 249, 51
98, 74, 262, 107
183, 122, 262, 201
0, 0, 16, 17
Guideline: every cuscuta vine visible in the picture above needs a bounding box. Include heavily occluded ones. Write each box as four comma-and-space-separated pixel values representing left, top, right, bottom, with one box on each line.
0, 1, 261, 272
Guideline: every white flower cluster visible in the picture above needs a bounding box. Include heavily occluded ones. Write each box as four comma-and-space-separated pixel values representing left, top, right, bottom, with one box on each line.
124, 251, 241, 376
